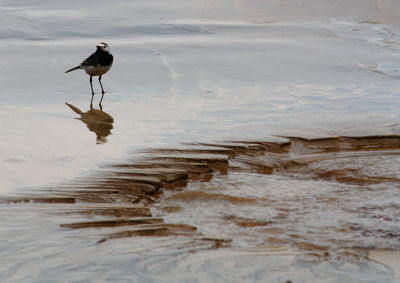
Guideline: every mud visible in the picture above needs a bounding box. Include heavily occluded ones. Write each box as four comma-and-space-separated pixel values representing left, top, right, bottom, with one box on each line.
167, 191, 260, 204
2, 134, 400, 255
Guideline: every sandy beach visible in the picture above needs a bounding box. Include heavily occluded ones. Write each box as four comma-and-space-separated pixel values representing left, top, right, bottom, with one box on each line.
1, 1, 400, 282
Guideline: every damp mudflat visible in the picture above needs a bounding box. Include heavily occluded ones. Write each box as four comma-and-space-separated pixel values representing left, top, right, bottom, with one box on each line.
2, 136, 400, 282
1, 1, 400, 282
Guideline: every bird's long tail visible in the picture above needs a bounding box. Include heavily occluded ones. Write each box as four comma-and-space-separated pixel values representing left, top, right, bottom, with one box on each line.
65, 102, 83, 115
65, 66, 81, 73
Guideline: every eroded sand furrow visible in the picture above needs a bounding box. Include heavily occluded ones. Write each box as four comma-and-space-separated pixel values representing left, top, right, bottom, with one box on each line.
3, 135, 400, 250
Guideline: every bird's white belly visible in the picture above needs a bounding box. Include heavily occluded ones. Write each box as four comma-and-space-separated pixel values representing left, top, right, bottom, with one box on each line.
84, 64, 112, 76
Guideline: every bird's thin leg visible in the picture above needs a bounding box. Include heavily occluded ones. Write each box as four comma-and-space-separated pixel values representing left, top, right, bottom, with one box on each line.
90, 75, 94, 109
98, 76, 105, 94
98, 75, 105, 107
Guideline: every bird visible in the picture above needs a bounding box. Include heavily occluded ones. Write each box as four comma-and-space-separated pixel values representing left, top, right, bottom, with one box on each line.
65, 42, 113, 108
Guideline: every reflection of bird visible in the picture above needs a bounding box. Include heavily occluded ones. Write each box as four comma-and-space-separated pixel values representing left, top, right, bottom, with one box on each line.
66, 102, 114, 144
65, 43, 114, 108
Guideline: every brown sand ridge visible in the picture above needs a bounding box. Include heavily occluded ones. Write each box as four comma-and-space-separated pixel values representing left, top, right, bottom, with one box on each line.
2, 134, 400, 248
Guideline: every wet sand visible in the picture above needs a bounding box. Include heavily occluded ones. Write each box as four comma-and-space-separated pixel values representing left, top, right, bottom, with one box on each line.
2, 134, 399, 278
2, 2, 400, 280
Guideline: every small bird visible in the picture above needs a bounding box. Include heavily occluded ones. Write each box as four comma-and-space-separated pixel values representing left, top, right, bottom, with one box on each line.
65, 42, 114, 108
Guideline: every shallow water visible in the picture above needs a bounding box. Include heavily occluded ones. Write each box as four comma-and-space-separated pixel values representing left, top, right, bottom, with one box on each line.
1, 1, 400, 282
155, 151, 400, 251
2, 137, 400, 282
2, 4, 400, 193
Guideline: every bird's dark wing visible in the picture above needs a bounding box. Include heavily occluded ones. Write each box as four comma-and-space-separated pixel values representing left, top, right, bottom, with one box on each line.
81, 52, 99, 67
